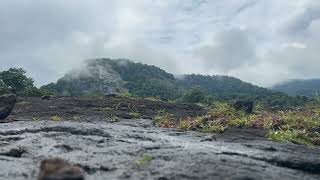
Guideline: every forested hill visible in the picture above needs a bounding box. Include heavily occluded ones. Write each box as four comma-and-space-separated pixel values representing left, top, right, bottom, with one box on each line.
42, 58, 311, 107
272, 79, 320, 97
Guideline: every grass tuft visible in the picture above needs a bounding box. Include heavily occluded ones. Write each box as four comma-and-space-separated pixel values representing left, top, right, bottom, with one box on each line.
51, 115, 62, 121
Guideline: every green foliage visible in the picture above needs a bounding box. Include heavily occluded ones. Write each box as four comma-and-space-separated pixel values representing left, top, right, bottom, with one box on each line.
0, 68, 34, 94
154, 103, 320, 146
51, 115, 62, 121
145, 96, 162, 102
182, 86, 206, 103
153, 113, 176, 128
136, 154, 153, 166
178, 74, 311, 108
273, 79, 320, 97
110, 116, 120, 123
129, 111, 141, 119
41, 59, 311, 108
72, 115, 81, 121
0, 68, 53, 97
268, 130, 312, 146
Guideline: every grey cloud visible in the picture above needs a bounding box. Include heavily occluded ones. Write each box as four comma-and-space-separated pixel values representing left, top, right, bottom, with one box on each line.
281, 2, 320, 36
0, 0, 319, 87
194, 29, 256, 73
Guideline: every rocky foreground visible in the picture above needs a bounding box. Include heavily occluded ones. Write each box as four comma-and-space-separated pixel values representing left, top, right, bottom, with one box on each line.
0, 96, 319, 180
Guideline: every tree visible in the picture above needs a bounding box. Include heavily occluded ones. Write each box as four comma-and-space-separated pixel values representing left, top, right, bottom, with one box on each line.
182, 86, 206, 103
0, 68, 34, 94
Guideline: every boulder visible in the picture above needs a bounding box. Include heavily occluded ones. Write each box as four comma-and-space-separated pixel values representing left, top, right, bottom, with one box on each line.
38, 157, 85, 180
233, 100, 253, 114
42, 95, 53, 100
0, 94, 16, 120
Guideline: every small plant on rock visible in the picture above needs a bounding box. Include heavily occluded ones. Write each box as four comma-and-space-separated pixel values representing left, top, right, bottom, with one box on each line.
136, 154, 153, 166
129, 111, 141, 119
110, 116, 120, 123
51, 115, 61, 121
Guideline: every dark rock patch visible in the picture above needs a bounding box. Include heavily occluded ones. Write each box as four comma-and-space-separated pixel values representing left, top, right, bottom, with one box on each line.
0, 94, 16, 120
233, 100, 253, 114
0, 147, 27, 158
38, 157, 85, 180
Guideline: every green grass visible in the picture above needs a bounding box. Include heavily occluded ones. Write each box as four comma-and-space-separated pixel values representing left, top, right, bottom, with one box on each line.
145, 96, 162, 102
153, 102, 320, 146
136, 154, 153, 166
50, 115, 62, 121
99, 107, 114, 113
72, 115, 81, 121
110, 115, 120, 123
32, 117, 40, 121
129, 111, 141, 119
153, 113, 176, 128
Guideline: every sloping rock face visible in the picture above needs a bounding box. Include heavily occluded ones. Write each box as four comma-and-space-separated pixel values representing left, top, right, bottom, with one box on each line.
0, 120, 319, 180
58, 60, 127, 96
0, 97, 319, 180
0, 94, 16, 120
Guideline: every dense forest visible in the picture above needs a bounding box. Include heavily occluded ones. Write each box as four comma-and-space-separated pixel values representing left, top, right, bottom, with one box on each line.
0, 59, 314, 108
273, 79, 320, 97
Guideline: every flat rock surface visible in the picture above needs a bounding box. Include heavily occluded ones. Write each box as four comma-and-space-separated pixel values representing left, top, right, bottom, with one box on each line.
0, 97, 319, 180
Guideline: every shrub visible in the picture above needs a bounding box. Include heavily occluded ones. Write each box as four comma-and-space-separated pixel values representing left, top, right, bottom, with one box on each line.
182, 86, 206, 103
51, 115, 62, 121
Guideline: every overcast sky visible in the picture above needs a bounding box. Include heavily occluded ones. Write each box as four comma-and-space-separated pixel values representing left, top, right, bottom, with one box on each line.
0, 0, 319, 87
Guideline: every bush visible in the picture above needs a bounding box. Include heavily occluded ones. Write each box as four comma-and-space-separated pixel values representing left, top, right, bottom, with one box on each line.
182, 86, 206, 103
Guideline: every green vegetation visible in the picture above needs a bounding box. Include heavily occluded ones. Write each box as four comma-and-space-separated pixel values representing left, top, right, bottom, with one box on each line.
0, 68, 53, 96
154, 102, 320, 146
72, 115, 81, 121
51, 115, 62, 121
99, 107, 114, 113
273, 79, 320, 97
181, 86, 206, 103
41, 58, 312, 109
110, 116, 120, 123
153, 113, 176, 128
136, 154, 153, 166
32, 117, 40, 121
129, 111, 141, 119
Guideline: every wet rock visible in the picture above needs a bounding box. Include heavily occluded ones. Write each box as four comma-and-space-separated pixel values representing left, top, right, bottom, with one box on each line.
105, 94, 118, 98
38, 157, 85, 180
42, 95, 54, 100
1, 97, 320, 180
233, 100, 253, 114
0, 147, 27, 158
0, 94, 16, 120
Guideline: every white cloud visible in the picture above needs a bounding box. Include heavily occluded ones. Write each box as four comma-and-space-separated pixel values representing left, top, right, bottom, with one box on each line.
0, 0, 319, 87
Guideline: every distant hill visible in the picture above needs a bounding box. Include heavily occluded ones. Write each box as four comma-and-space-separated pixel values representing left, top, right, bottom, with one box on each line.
42, 58, 311, 107
272, 79, 320, 97
43, 59, 180, 99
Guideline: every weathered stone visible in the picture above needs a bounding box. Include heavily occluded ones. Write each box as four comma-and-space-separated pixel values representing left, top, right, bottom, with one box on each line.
233, 100, 254, 114
42, 95, 53, 100
0, 94, 16, 120
38, 157, 85, 180
0, 97, 318, 180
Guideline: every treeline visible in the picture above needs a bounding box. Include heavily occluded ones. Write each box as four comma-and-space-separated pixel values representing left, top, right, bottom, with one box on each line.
0, 59, 314, 109
0, 68, 51, 96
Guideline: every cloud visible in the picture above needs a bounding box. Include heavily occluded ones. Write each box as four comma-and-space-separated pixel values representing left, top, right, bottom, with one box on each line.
193, 29, 256, 73
0, 0, 319, 87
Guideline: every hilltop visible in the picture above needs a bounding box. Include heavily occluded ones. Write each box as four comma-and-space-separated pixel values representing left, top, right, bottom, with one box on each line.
42, 58, 311, 108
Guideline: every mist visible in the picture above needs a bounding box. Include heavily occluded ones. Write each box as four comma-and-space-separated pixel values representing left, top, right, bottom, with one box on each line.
1, 0, 320, 87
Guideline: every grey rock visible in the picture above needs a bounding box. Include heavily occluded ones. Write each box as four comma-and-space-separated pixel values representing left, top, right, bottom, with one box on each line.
0, 94, 16, 120
41, 95, 54, 100
0, 120, 319, 180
